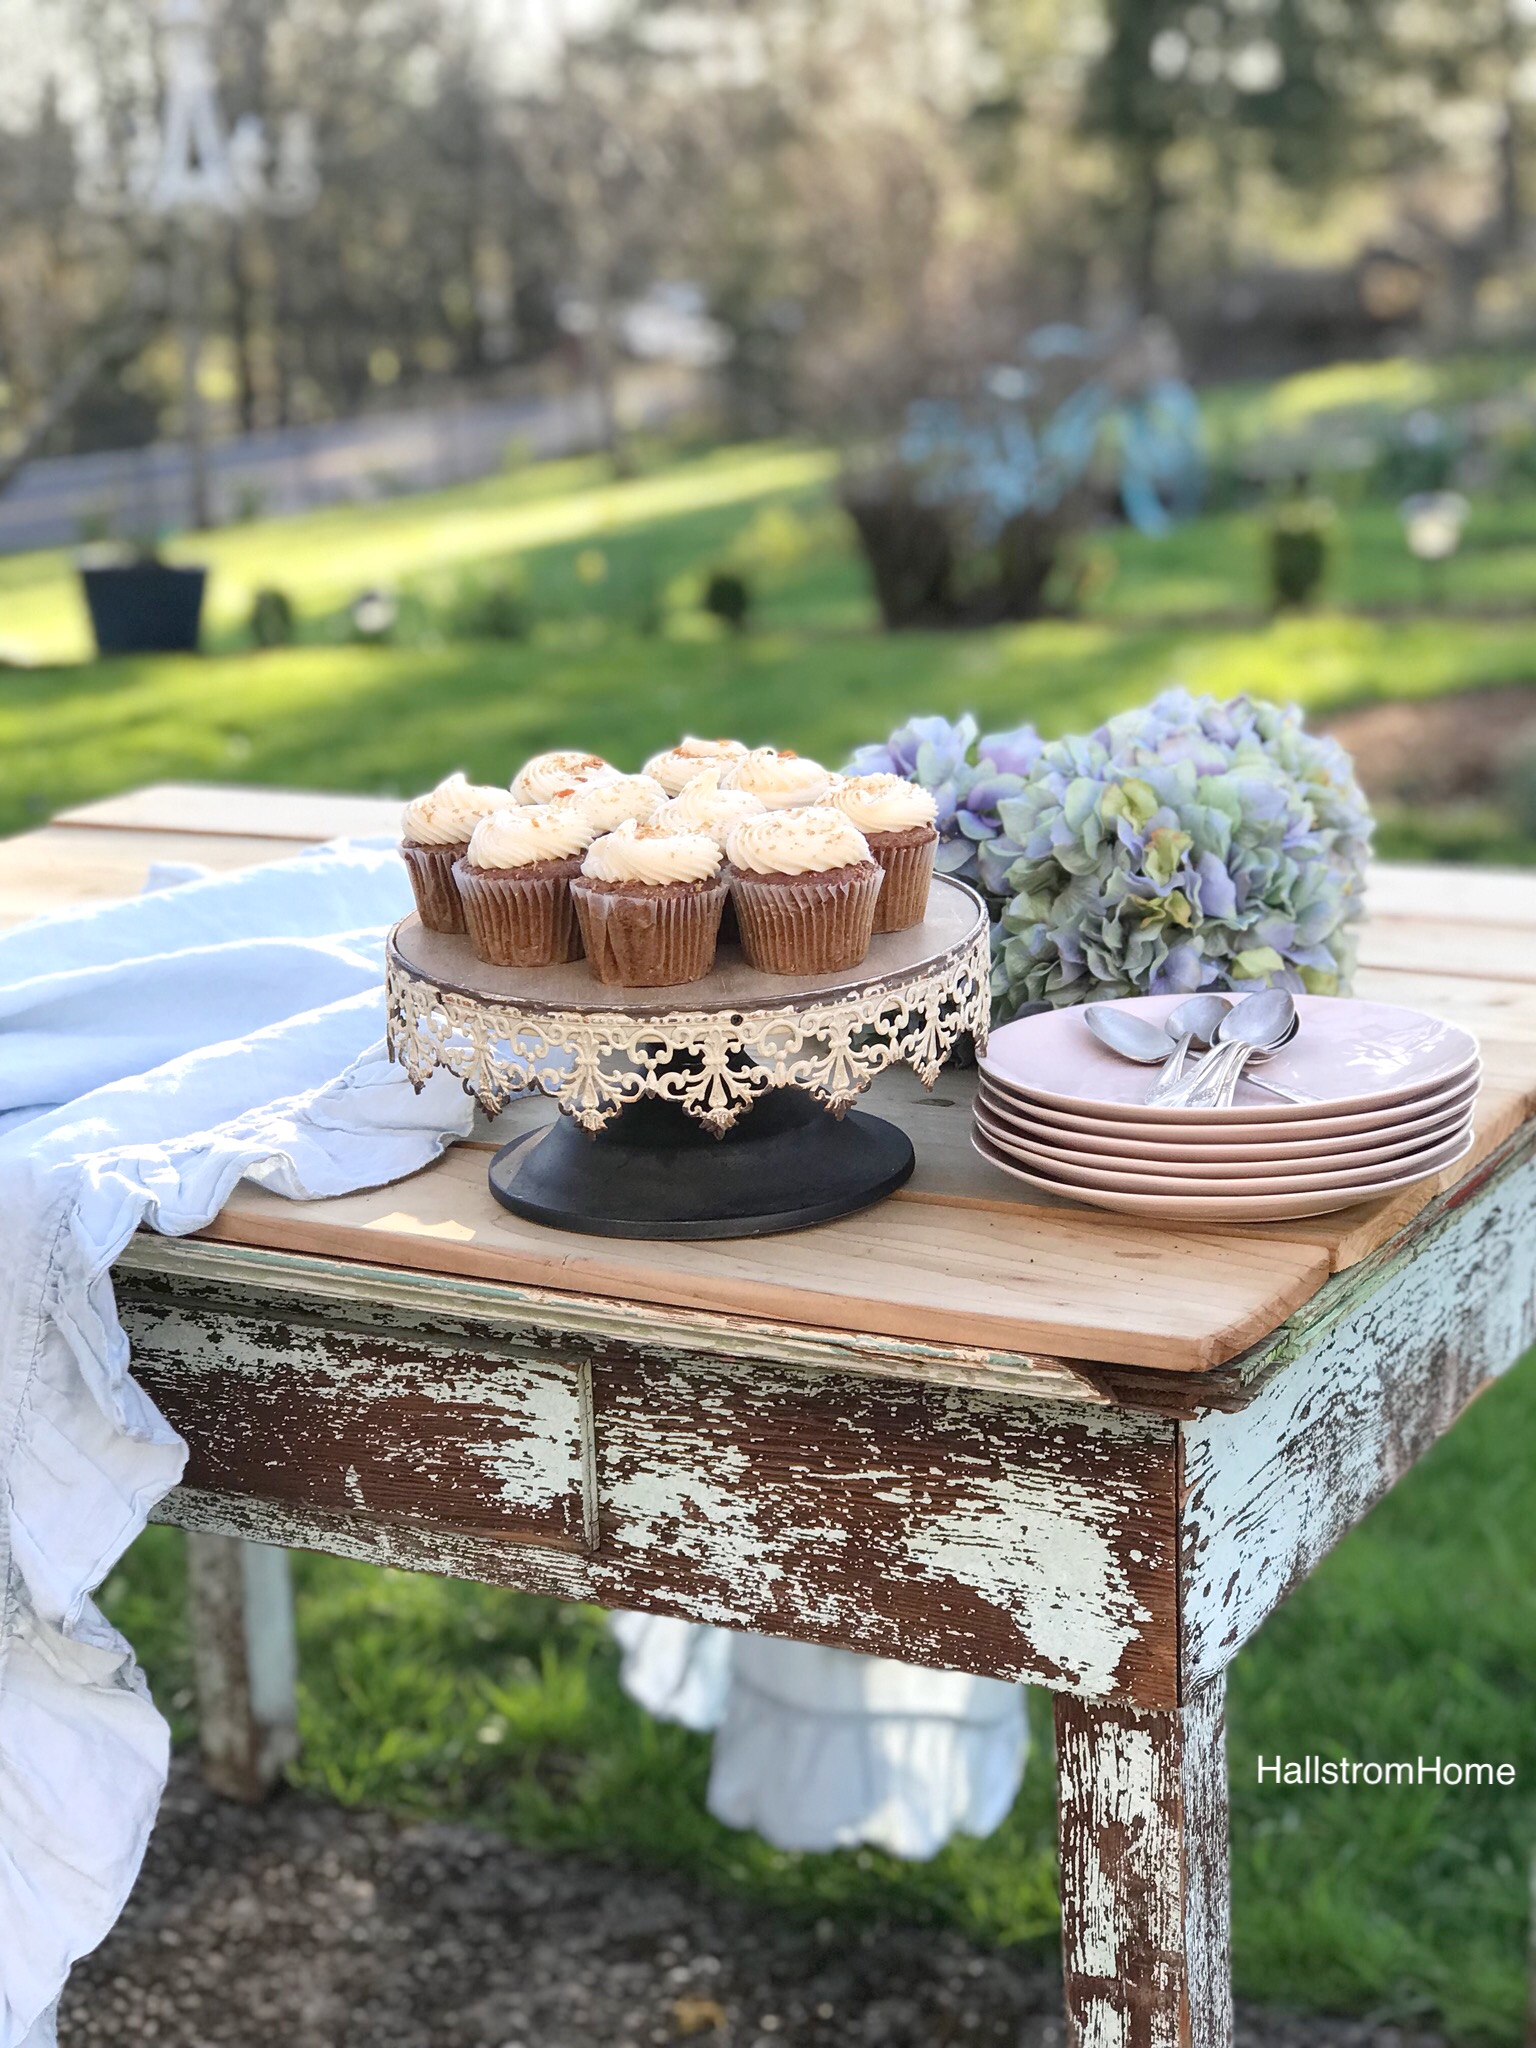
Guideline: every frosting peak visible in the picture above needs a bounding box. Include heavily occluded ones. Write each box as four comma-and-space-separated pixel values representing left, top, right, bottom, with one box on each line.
653, 765, 766, 847
582, 818, 723, 887
643, 736, 749, 796
468, 803, 595, 870
571, 773, 668, 834
402, 771, 509, 846
725, 806, 872, 877
823, 772, 938, 835
511, 751, 617, 805
721, 748, 831, 810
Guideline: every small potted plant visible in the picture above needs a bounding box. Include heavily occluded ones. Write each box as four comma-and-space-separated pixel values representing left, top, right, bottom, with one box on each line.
77, 532, 207, 656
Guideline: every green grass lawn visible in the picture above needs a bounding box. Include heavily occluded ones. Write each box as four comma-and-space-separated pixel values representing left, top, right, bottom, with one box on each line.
102, 1349, 1536, 2043
8, 425, 1536, 2034
7, 438, 1536, 846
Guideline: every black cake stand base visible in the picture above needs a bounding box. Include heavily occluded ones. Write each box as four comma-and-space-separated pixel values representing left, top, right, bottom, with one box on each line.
488, 1089, 914, 1241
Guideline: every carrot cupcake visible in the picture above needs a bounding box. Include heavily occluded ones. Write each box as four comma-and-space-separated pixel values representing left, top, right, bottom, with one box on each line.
642, 736, 749, 797
455, 802, 596, 967
725, 807, 884, 975
571, 818, 728, 987
510, 750, 616, 805
570, 772, 668, 835
822, 772, 939, 931
650, 764, 765, 847
400, 772, 509, 933
720, 747, 831, 810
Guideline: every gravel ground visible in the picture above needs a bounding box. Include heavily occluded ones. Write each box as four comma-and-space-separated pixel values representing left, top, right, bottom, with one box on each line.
60, 1762, 1448, 2048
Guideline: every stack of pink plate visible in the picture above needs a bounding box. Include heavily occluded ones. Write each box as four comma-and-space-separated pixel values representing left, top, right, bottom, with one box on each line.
974, 993, 1480, 1221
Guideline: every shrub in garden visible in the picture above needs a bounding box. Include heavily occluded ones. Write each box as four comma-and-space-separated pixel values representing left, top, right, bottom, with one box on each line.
1266, 498, 1335, 610
249, 587, 296, 648
702, 569, 752, 633
446, 570, 531, 642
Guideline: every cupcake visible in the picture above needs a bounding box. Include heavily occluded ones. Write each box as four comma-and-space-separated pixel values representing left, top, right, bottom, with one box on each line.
726, 807, 884, 976
822, 773, 939, 932
650, 764, 765, 847
571, 772, 668, 835
400, 772, 509, 933
510, 750, 617, 805
643, 735, 749, 797
454, 802, 596, 967
571, 819, 728, 987
721, 747, 831, 810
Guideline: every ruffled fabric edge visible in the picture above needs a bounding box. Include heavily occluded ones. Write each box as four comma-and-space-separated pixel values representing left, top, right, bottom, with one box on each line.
0, 1020, 473, 2046
611, 1617, 1028, 1863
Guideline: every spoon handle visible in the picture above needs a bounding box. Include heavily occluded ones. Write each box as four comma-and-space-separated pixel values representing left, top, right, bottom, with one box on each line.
1146, 1031, 1197, 1103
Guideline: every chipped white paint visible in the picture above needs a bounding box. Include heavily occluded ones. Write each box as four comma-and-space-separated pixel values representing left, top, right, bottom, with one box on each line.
1181, 1142, 1536, 1685
1056, 1679, 1231, 2048
185, 1532, 298, 1801
115, 1233, 1108, 1406
901, 1472, 1153, 1698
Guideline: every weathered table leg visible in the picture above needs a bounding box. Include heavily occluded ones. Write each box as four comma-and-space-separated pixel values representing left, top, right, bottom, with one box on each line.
1054, 1673, 1231, 2048
185, 1532, 300, 1801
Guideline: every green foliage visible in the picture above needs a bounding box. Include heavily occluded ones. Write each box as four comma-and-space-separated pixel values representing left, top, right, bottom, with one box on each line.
702, 567, 752, 633
249, 586, 296, 649
1266, 498, 1336, 610
444, 567, 532, 643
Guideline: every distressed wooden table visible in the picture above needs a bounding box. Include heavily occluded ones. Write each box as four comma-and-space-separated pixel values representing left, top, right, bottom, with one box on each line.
9, 783, 1536, 2048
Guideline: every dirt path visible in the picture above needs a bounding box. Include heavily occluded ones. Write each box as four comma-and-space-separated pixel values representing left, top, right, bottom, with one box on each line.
59, 1763, 1449, 2048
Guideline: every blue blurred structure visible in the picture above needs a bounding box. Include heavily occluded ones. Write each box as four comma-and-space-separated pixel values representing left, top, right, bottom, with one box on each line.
897, 323, 1204, 542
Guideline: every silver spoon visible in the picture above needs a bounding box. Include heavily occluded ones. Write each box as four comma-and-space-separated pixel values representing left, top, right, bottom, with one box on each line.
1085, 998, 1314, 1106
1147, 993, 1232, 1102
1173, 991, 1298, 1109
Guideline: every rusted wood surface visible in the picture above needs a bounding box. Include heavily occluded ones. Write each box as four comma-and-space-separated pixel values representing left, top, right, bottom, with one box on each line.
122, 1259, 1184, 1704
1055, 1677, 1231, 2048
1179, 1126, 1536, 1689
185, 1533, 299, 1802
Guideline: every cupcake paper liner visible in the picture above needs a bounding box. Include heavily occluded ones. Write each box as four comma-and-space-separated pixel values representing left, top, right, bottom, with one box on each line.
572, 879, 728, 987
731, 863, 884, 976
454, 856, 585, 967
402, 839, 470, 934
867, 828, 937, 933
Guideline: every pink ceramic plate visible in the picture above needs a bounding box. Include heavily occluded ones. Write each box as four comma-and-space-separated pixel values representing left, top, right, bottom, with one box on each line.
975, 1074, 1478, 1165
980, 993, 1479, 1124
973, 1101, 1475, 1195
977, 1063, 1480, 1146
969, 1124, 1476, 1222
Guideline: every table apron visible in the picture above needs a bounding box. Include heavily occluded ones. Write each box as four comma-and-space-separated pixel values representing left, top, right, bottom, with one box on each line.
121, 1277, 1184, 1706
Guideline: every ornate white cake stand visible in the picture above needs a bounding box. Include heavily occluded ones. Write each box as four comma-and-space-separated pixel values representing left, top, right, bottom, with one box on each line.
386, 873, 990, 1239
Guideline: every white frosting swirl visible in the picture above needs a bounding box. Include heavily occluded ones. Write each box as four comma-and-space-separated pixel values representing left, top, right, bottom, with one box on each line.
511, 751, 616, 804
652, 765, 766, 847
467, 803, 594, 870
572, 773, 668, 834
643, 736, 749, 796
823, 772, 937, 835
726, 806, 872, 877
721, 748, 831, 810
402, 771, 508, 846
582, 818, 722, 887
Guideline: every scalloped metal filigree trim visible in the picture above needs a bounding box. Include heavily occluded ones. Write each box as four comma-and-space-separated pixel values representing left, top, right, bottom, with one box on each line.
386, 927, 991, 1134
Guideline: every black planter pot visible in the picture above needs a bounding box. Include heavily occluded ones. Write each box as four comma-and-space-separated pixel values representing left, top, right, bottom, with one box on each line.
79, 557, 207, 656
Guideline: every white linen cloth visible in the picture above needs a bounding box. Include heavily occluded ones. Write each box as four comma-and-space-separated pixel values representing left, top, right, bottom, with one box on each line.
0, 839, 1025, 2046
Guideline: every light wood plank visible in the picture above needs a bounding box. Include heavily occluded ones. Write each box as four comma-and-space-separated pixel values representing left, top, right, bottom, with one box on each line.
1368, 860, 1536, 930
195, 1146, 1331, 1372
0, 825, 299, 929
1357, 915, 1536, 983
53, 782, 404, 842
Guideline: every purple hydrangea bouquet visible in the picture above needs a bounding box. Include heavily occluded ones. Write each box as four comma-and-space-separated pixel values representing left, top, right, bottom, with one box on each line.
848, 691, 1373, 1023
